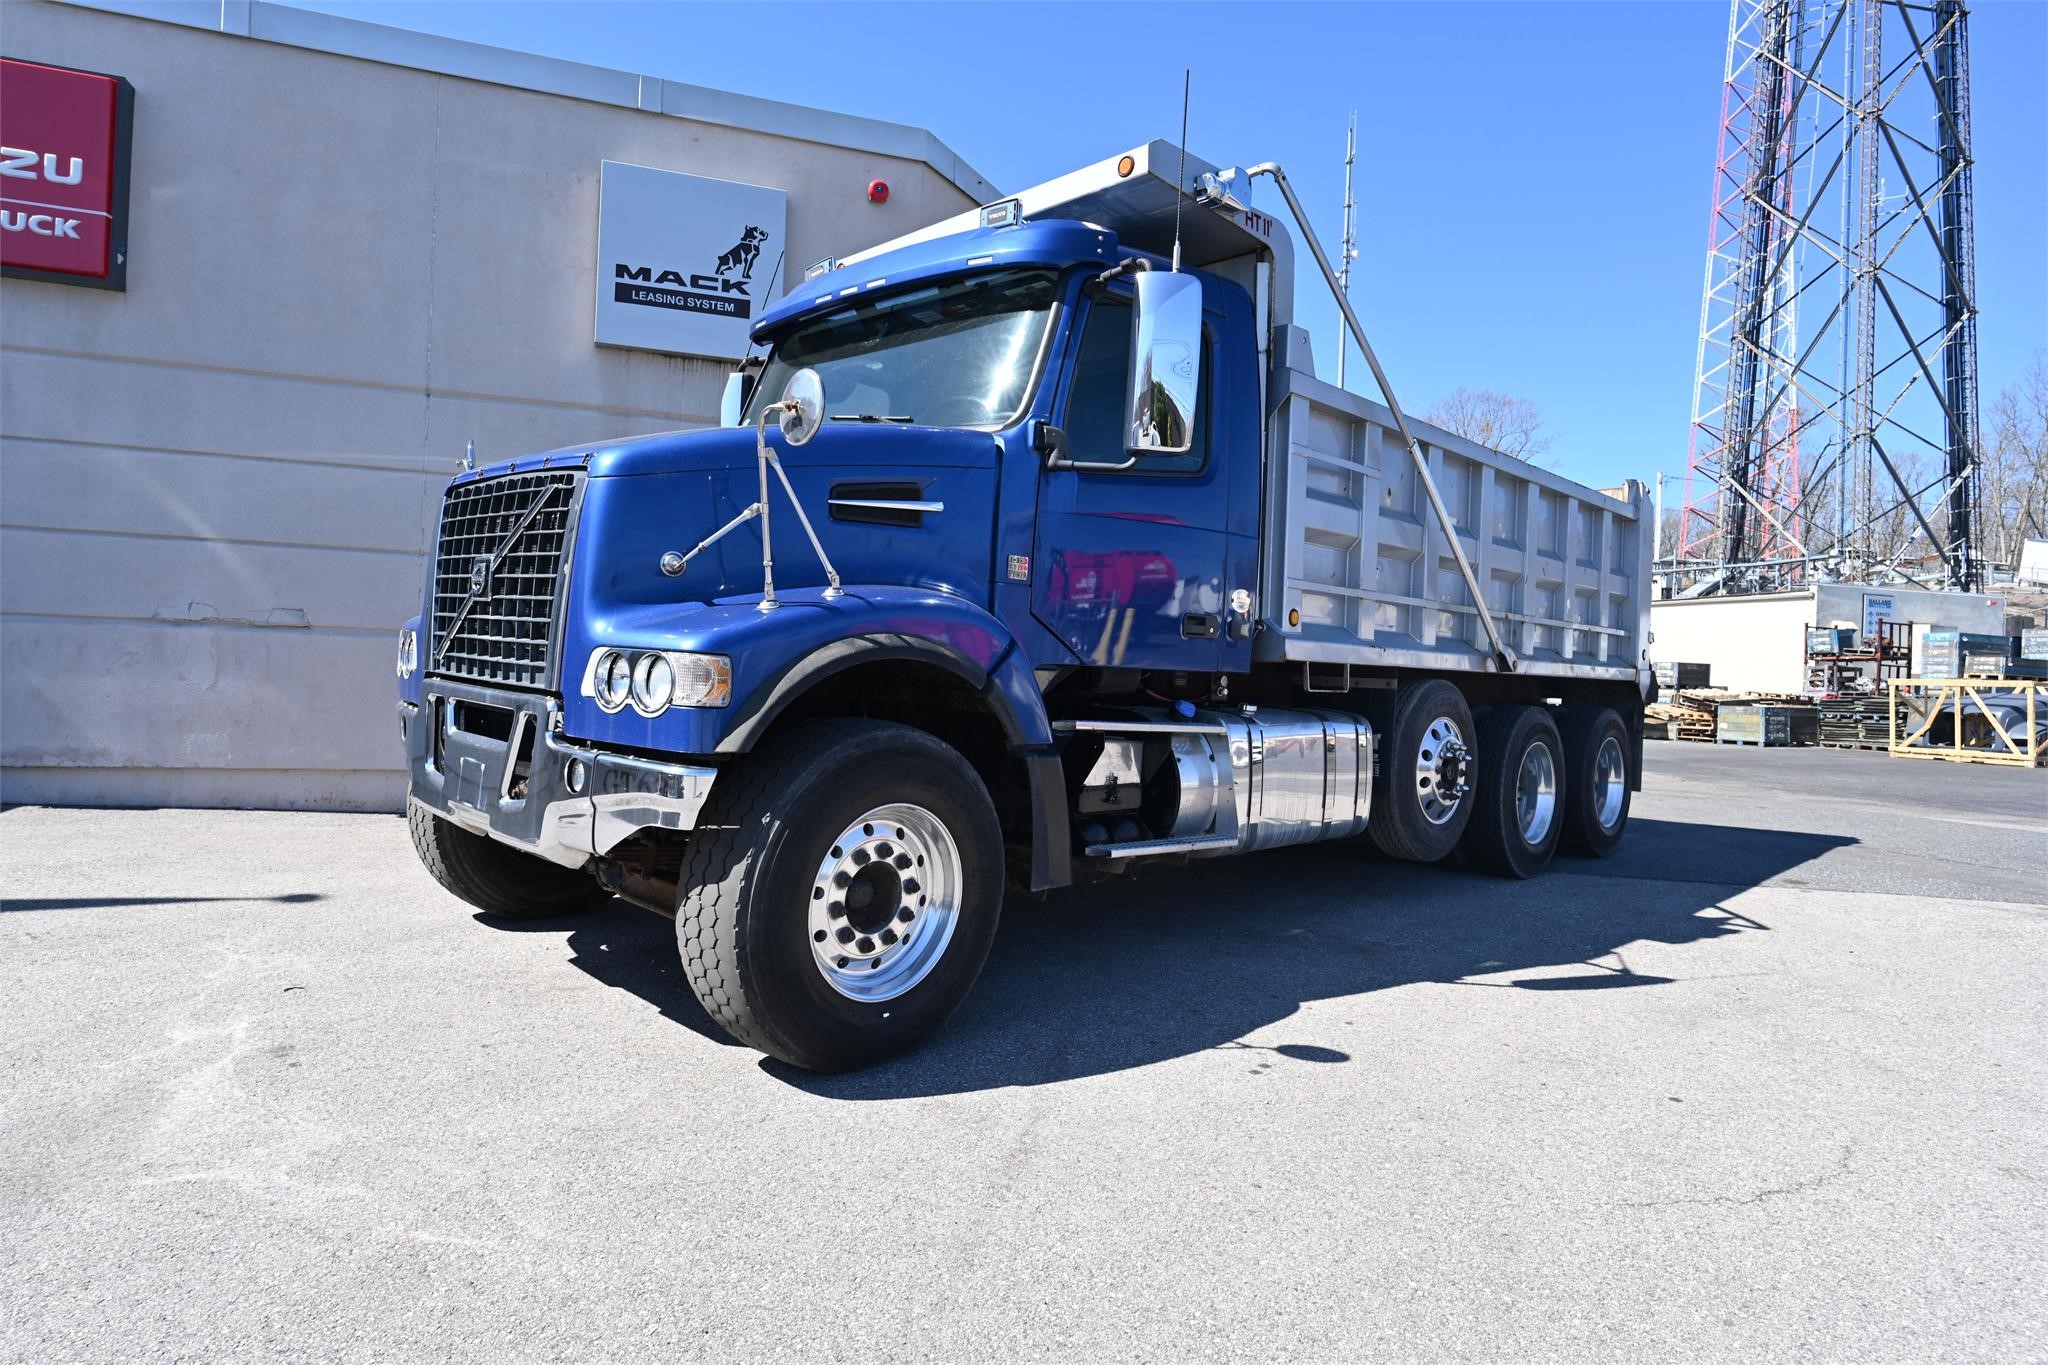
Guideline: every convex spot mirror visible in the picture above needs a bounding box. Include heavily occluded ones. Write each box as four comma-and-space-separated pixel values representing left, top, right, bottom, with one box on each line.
778, 367, 825, 447
1126, 271, 1201, 455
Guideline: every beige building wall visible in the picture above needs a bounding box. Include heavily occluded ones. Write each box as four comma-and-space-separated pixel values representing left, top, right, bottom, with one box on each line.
0, 0, 987, 810
1651, 586, 2010, 693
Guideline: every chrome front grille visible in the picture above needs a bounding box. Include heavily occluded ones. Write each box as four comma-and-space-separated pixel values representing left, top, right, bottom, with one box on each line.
430, 470, 580, 689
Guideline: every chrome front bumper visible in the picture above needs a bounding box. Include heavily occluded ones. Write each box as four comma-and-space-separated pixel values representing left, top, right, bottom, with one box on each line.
402, 678, 716, 869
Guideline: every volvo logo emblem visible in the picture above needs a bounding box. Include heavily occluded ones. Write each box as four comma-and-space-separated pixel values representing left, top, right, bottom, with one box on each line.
469, 556, 492, 598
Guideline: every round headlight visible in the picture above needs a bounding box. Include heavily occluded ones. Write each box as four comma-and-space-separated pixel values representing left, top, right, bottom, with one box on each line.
632, 652, 676, 716
594, 650, 633, 712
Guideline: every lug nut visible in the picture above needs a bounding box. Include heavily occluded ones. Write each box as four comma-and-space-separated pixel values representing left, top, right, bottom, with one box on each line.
833, 871, 851, 888
852, 848, 871, 866
876, 842, 894, 860
898, 908, 914, 923
894, 854, 913, 870
828, 901, 845, 918
836, 927, 855, 944
880, 928, 898, 946
856, 936, 875, 954
902, 878, 920, 895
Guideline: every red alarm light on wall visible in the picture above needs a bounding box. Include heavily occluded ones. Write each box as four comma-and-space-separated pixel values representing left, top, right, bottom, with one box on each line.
866, 179, 890, 204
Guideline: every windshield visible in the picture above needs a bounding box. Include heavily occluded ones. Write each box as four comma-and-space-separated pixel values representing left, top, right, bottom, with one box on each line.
745, 269, 1059, 429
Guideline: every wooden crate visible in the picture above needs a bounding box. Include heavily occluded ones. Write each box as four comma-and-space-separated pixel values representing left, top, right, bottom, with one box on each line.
1888, 679, 2046, 766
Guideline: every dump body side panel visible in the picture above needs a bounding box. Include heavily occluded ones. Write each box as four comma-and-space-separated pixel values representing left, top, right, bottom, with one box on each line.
1258, 366, 1650, 686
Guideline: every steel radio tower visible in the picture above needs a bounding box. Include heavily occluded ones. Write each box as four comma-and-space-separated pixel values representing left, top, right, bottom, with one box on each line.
1674, 0, 1981, 594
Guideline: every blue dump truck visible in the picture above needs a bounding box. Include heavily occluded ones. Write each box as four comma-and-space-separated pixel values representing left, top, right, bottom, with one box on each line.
396, 143, 1653, 1070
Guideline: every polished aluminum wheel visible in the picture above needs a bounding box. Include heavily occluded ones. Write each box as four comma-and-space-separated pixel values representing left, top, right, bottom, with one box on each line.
1415, 716, 1471, 826
1516, 740, 1558, 845
808, 802, 962, 1003
1592, 734, 1627, 831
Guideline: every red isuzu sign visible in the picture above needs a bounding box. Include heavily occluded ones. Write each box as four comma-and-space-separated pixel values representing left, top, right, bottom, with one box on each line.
1, 57, 134, 289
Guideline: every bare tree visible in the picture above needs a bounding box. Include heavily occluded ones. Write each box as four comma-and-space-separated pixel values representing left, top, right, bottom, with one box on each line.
1423, 387, 1555, 466
1976, 351, 2048, 567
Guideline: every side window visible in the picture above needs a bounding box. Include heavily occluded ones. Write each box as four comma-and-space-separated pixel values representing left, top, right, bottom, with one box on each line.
1062, 295, 1209, 474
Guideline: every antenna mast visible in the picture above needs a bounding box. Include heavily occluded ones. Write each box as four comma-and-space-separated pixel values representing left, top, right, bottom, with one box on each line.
1337, 111, 1358, 389
1171, 69, 1189, 272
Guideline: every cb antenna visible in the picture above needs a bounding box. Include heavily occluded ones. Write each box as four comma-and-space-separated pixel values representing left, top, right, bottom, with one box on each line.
1337, 111, 1358, 388
1171, 68, 1189, 272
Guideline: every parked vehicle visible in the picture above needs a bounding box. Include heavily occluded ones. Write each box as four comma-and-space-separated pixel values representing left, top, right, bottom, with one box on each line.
396, 143, 1653, 1070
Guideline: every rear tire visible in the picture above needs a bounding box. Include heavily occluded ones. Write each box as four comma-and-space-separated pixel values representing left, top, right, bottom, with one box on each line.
1459, 705, 1564, 879
676, 718, 1003, 1072
1559, 706, 1633, 857
1367, 679, 1477, 863
407, 801, 607, 918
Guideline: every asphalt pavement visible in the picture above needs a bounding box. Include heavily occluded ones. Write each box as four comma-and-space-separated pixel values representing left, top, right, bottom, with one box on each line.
2, 742, 2044, 1362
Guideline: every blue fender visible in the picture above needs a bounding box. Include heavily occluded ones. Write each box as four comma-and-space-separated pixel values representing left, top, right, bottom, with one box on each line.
560, 585, 1071, 890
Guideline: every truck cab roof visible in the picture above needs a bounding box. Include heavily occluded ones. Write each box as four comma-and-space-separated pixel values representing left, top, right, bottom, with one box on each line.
757, 140, 1296, 339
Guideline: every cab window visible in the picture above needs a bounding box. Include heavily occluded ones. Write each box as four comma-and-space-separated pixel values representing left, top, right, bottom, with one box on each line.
1062, 295, 1209, 474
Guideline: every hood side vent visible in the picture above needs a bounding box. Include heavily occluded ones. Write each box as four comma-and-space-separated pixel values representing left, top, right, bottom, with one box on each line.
828, 480, 936, 528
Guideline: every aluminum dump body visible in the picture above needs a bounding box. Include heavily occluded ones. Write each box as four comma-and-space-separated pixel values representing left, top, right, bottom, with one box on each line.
1259, 365, 1651, 685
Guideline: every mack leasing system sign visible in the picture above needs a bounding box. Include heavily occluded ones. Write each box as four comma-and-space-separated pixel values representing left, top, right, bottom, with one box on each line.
595, 161, 787, 360
1, 57, 134, 290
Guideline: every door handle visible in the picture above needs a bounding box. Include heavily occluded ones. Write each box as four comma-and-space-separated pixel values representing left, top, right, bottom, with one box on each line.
1181, 613, 1220, 640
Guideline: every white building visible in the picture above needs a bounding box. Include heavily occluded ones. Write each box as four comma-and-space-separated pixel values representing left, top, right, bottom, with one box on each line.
1650, 584, 2008, 694
0, 0, 990, 810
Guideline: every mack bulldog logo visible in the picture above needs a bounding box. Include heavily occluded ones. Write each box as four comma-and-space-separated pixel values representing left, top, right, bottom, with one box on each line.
613, 226, 769, 321
715, 225, 768, 280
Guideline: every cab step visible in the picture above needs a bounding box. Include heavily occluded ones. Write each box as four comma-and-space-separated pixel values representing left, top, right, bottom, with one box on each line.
1082, 833, 1237, 860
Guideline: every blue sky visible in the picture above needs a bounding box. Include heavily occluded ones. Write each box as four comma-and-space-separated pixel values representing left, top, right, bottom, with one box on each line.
297, 0, 2046, 492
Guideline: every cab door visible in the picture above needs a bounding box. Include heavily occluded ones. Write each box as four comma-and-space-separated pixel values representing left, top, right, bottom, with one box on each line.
1032, 287, 1232, 672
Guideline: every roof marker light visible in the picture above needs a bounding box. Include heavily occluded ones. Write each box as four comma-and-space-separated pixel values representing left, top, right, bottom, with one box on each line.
804, 258, 837, 280
979, 199, 1021, 229
965, 255, 995, 267
1116, 155, 1136, 177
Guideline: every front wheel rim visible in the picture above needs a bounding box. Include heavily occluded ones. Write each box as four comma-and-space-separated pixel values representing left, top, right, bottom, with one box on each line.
1516, 740, 1558, 846
1592, 735, 1627, 831
808, 802, 963, 1003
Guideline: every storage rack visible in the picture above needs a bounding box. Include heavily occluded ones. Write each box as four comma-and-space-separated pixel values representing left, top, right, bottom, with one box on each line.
1803, 620, 1913, 698
1806, 621, 1913, 750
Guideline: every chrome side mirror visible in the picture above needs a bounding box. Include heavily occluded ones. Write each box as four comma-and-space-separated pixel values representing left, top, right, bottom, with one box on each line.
719, 370, 750, 428
1126, 271, 1201, 455
777, 367, 825, 446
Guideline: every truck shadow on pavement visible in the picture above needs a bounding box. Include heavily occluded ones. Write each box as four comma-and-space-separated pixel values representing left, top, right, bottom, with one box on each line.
499, 817, 1853, 1094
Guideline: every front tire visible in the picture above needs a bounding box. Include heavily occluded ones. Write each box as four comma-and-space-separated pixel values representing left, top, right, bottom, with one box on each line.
1459, 705, 1564, 879
676, 719, 1003, 1072
407, 801, 608, 918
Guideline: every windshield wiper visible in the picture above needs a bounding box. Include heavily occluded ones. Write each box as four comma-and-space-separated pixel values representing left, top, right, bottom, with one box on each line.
829, 413, 914, 424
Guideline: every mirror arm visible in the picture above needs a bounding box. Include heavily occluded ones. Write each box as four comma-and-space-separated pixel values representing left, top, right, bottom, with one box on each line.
1085, 256, 1153, 297
1035, 418, 1136, 472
